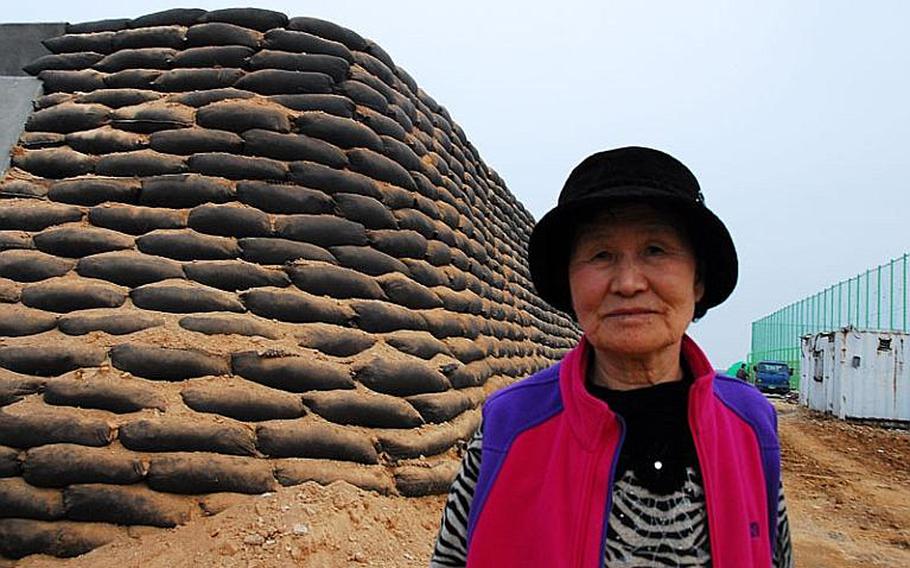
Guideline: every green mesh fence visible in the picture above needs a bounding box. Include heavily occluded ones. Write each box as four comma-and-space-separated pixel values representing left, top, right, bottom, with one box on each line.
749, 253, 909, 386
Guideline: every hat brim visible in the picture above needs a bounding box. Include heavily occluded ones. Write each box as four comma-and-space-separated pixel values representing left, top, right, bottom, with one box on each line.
528, 188, 738, 317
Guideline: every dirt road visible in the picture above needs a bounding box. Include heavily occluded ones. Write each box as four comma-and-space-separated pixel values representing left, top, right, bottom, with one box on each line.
777, 400, 910, 567
14, 400, 910, 567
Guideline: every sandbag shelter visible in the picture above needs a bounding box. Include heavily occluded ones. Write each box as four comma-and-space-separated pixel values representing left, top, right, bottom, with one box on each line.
0, 8, 580, 559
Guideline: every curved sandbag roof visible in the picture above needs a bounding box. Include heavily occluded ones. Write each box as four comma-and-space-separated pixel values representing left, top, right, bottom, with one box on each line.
0, 7, 580, 560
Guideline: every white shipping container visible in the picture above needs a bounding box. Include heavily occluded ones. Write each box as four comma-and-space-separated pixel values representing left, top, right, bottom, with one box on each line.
800, 327, 909, 423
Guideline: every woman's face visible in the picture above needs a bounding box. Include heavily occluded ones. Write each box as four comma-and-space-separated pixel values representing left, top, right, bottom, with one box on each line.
567, 204, 704, 360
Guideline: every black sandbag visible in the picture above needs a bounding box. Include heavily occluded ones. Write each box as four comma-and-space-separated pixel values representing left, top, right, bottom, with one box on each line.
350, 298, 428, 333
0, 344, 108, 377
171, 45, 254, 68
19, 131, 67, 149
296, 323, 375, 357
284, 261, 383, 300
22, 52, 105, 75
0, 305, 57, 337
184, 260, 290, 291
63, 484, 193, 527
58, 308, 165, 336
288, 161, 381, 199
93, 47, 177, 72
302, 390, 422, 428
76, 246, 184, 288
20, 279, 127, 313
235, 69, 333, 96
394, 461, 459, 497
67, 18, 130, 34
12, 148, 96, 179
443, 337, 486, 363
185, 22, 261, 48
37, 69, 106, 93
0, 180, 48, 199
196, 100, 291, 133
111, 103, 193, 134
33, 226, 134, 258
262, 29, 352, 61
242, 287, 352, 325
89, 204, 185, 234
352, 49, 396, 85
349, 64, 398, 101
171, 87, 255, 107
352, 355, 450, 396
231, 351, 354, 392
425, 240, 453, 266
421, 309, 471, 339
149, 127, 243, 155
434, 287, 483, 315
384, 330, 451, 360
139, 174, 234, 208
0, 478, 65, 520
367, 229, 428, 260
178, 313, 281, 339
0, 231, 34, 251
119, 418, 255, 455
401, 259, 448, 288
357, 107, 408, 142
381, 135, 424, 173
24, 444, 146, 487
0, 446, 18, 476
256, 420, 377, 463
242, 129, 347, 168
198, 7, 288, 31
268, 94, 354, 117
26, 103, 109, 134
338, 80, 387, 113
44, 378, 166, 414
110, 343, 229, 380
287, 17, 367, 50
49, 176, 139, 205
348, 148, 416, 192
0, 409, 114, 448
152, 67, 245, 92
96, 150, 187, 177
188, 152, 288, 181
0, 373, 44, 407
130, 281, 245, 314
330, 245, 410, 277
33, 90, 75, 107
394, 208, 438, 240
236, 180, 333, 215
239, 237, 335, 265
187, 203, 272, 238
103, 69, 162, 89
413, 195, 442, 221
43, 31, 115, 55
249, 51, 349, 82
294, 112, 382, 151
274, 214, 367, 247
273, 459, 392, 495
0, 249, 74, 282
111, 25, 186, 50
387, 104, 415, 134
445, 360, 494, 389
406, 391, 474, 424
377, 412, 478, 460
148, 453, 277, 494
334, 193, 397, 229
181, 381, 304, 421
136, 230, 240, 260
130, 7, 207, 27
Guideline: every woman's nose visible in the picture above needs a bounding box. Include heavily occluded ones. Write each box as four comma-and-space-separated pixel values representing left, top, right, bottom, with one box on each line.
609, 258, 648, 296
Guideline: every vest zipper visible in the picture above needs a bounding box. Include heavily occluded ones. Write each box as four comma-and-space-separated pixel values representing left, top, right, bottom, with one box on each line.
597, 415, 625, 568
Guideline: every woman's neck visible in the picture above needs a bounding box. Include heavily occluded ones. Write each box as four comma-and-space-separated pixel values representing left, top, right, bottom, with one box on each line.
587, 341, 684, 391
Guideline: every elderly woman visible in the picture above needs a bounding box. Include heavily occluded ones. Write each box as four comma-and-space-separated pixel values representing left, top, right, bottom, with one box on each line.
431, 147, 792, 567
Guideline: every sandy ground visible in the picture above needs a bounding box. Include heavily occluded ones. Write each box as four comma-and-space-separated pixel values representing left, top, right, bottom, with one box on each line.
12, 399, 910, 567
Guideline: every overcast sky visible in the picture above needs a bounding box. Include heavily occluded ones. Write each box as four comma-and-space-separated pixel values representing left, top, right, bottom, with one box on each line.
7, 1, 910, 367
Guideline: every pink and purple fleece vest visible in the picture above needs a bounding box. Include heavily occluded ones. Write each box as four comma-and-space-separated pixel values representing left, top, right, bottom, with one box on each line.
466, 336, 781, 567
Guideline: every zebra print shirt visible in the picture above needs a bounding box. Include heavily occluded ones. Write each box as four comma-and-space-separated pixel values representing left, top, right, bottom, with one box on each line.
430, 424, 794, 567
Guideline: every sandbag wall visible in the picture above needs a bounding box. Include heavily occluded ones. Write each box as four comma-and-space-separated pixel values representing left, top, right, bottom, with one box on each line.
0, 7, 580, 560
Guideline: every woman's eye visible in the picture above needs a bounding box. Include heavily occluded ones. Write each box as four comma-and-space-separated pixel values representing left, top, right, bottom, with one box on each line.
644, 245, 665, 256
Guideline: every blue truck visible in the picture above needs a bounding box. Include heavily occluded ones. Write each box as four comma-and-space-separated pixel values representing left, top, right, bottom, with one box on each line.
752, 360, 792, 394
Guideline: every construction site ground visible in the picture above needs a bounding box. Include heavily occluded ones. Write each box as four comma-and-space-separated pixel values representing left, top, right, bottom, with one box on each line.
13, 399, 910, 567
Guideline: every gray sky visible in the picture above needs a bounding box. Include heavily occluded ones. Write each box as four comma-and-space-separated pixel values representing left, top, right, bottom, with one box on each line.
7, 1, 910, 368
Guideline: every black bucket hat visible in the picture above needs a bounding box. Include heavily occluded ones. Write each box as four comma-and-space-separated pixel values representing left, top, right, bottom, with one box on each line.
528, 146, 738, 319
